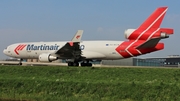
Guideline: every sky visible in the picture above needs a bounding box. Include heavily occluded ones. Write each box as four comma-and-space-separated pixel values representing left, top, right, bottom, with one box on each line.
0, 0, 180, 59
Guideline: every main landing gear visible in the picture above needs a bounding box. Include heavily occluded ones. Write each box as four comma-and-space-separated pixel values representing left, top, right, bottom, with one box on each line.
67, 60, 92, 67
80, 62, 92, 67
81, 60, 92, 67
67, 62, 79, 66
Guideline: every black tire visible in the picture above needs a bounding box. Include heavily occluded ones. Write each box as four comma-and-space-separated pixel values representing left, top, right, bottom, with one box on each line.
73, 62, 79, 66
68, 62, 73, 66
80, 63, 92, 67
88, 63, 92, 67
81, 63, 85, 67
19, 63, 22, 65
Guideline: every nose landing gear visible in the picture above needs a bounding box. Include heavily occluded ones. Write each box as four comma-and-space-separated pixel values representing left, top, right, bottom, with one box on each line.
19, 58, 23, 65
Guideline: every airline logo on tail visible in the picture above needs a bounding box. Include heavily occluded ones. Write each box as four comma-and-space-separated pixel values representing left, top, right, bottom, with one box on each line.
76, 35, 81, 39
14, 44, 27, 55
116, 7, 173, 58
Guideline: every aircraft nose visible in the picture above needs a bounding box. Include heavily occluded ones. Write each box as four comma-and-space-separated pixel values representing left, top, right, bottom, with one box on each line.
3, 47, 9, 56
3, 49, 7, 54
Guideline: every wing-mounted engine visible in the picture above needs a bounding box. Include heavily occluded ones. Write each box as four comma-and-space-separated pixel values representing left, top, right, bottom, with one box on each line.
39, 53, 58, 62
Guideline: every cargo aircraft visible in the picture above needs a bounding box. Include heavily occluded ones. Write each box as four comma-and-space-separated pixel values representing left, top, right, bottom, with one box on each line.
3, 7, 174, 66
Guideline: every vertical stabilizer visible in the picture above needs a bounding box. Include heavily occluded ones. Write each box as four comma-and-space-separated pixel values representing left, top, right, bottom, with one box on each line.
127, 7, 169, 40
138, 7, 168, 30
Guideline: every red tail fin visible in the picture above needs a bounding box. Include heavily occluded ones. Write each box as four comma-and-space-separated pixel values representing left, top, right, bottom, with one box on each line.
127, 7, 170, 40
138, 7, 168, 30
116, 7, 173, 58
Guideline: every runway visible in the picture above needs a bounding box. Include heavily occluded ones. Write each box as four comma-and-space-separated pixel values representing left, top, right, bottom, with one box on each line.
0, 60, 67, 66
0, 60, 102, 67
0, 60, 136, 68
0, 60, 178, 69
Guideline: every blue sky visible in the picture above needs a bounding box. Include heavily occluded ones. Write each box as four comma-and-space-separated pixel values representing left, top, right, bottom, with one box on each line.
0, 0, 180, 59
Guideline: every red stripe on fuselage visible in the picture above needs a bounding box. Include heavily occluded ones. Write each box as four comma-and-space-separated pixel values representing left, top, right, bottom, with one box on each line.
16, 45, 24, 51
115, 41, 144, 58
14, 44, 27, 55
116, 41, 164, 58
14, 45, 21, 55
19, 45, 26, 50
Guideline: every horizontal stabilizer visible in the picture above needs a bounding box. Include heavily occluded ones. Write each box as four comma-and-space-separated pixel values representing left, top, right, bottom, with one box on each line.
136, 37, 161, 49
160, 28, 173, 34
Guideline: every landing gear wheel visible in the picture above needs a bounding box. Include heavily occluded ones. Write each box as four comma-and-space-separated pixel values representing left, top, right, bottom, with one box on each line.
81, 63, 85, 67
73, 62, 79, 66
81, 62, 92, 67
68, 62, 73, 66
87, 63, 92, 67
68, 62, 79, 66
19, 62, 22, 65
19, 58, 22, 65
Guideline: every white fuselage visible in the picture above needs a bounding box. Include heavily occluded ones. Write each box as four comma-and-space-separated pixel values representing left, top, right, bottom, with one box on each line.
3, 41, 124, 60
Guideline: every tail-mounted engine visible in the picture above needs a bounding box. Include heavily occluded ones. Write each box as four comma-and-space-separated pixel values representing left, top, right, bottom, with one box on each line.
124, 29, 136, 39
39, 53, 58, 62
124, 28, 173, 40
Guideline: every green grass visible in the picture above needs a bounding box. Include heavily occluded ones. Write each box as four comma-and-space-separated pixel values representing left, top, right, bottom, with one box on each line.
0, 66, 180, 101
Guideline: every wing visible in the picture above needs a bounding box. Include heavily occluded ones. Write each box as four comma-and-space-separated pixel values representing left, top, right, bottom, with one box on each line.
55, 42, 81, 59
55, 30, 83, 59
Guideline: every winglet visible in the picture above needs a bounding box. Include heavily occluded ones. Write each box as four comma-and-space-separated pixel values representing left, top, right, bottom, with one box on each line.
71, 30, 83, 42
